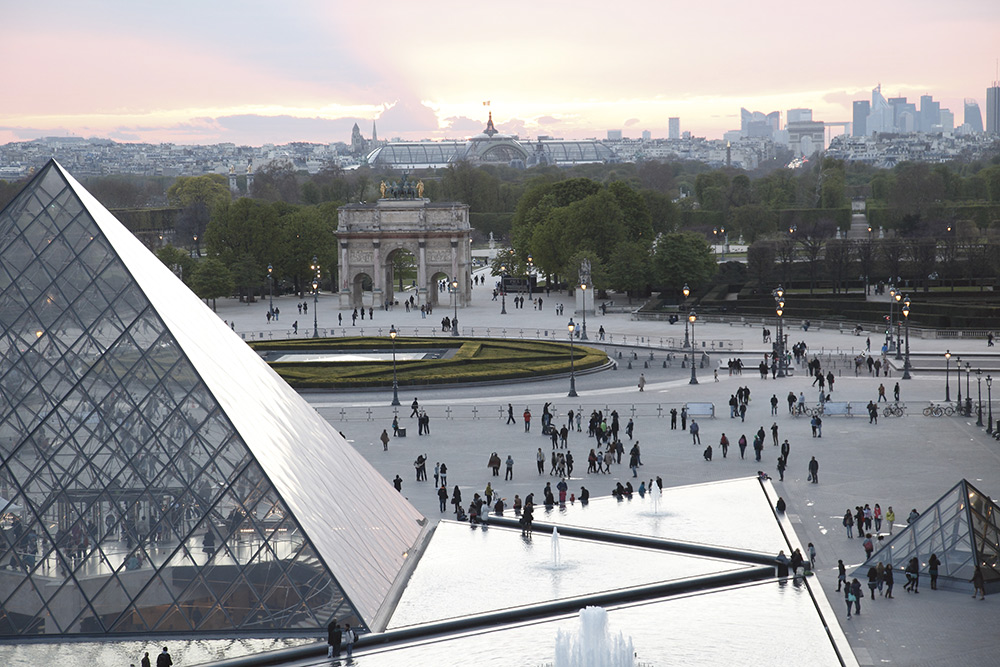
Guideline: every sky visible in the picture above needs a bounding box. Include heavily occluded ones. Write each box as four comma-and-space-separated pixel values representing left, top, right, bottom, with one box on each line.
2, 0, 999, 146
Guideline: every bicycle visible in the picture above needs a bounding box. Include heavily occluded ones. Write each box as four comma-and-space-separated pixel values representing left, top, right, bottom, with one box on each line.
923, 406, 943, 417
883, 404, 905, 417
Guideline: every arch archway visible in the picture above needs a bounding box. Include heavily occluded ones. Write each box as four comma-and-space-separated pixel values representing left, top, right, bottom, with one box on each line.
384, 247, 417, 307
351, 272, 373, 308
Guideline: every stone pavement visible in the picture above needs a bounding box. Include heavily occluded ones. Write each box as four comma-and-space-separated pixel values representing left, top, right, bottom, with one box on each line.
211, 276, 1000, 666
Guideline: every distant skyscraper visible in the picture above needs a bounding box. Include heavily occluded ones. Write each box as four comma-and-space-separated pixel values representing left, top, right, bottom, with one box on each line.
965, 99, 984, 133
853, 100, 870, 136
988, 83, 1000, 135
668, 117, 680, 139
866, 84, 892, 135
939, 109, 954, 131
641, 129, 651, 141
607, 129, 622, 140
786, 108, 812, 124
740, 108, 780, 138
919, 95, 940, 133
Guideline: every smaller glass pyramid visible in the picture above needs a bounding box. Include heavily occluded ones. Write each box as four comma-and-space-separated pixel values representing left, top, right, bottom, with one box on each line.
858, 479, 1000, 584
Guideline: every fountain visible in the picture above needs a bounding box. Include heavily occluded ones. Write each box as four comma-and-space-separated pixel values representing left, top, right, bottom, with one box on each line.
551, 527, 562, 568
554, 606, 635, 667
650, 482, 661, 515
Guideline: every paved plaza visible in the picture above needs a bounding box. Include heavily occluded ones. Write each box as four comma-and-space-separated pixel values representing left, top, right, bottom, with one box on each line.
215, 275, 1000, 667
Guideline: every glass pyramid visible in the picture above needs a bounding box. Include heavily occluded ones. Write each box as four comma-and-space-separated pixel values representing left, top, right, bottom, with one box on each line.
859, 479, 1000, 584
0, 161, 425, 636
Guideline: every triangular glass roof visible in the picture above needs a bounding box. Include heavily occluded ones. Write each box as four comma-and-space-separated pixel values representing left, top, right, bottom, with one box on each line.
0, 161, 425, 636
857, 479, 1000, 583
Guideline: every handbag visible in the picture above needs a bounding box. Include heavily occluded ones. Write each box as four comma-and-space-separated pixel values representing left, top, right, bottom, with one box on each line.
847, 593, 857, 602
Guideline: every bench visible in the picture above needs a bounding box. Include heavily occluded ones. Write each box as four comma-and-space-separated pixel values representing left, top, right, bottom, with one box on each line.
819, 402, 852, 417
684, 402, 716, 418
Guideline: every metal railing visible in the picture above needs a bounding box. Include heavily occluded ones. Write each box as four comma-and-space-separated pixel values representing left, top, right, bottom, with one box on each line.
238, 326, 744, 351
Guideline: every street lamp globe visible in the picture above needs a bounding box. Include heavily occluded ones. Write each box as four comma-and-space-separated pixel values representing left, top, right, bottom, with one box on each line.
450, 277, 460, 336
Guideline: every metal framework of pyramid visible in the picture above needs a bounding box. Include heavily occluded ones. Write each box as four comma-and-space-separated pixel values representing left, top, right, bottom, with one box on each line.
0, 161, 425, 637
858, 479, 1000, 585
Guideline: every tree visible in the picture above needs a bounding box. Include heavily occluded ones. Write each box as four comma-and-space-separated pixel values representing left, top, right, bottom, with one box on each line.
855, 238, 876, 294
651, 232, 716, 293
746, 241, 776, 289
167, 174, 230, 211
252, 160, 300, 203
824, 239, 853, 294
795, 219, 837, 294
189, 258, 235, 310
730, 204, 776, 244
606, 241, 652, 303
155, 245, 196, 286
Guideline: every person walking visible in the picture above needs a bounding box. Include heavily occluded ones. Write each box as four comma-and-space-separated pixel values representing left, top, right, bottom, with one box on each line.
771, 422, 779, 447
343, 623, 357, 660
837, 559, 847, 592
141, 653, 152, 667
505, 454, 514, 480
884, 563, 895, 598
850, 578, 864, 616
972, 565, 987, 599
719, 433, 729, 458
439, 462, 447, 487
808, 456, 819, 483
886, 506, 895, 534
844, 510, 854, 538
638, 373, 646, 392
690, 420, 700, 445
536, 448, 545, 475
327, 619, 342, 658
904, 557, 920, 593
437, 485, 448, 513
156, 647, 173, 667
929, 553, 940, 590
380, 429, 390, 451
523, 407, 532, 432
738, 434, 747, 459
410, 397, 420, 417
507, 403, 516, 425
776, 456, 786, 481
780, 438, 790, 464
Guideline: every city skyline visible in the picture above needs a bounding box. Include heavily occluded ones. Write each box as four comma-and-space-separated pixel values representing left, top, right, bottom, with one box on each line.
2, 1, 999, 146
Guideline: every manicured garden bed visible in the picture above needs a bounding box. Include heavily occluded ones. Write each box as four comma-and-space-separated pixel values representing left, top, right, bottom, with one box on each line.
250, 337, 608, 388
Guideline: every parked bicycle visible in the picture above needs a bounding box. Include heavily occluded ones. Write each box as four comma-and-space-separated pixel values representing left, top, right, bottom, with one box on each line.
883, 403, 905, 417
922, 403, 955, 417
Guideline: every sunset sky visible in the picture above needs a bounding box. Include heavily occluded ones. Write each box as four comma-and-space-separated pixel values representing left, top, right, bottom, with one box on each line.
3, 0, 999, 146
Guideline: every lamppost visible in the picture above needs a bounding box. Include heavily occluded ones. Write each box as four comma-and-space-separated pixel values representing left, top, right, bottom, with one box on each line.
966, 363, 973, 417
944, 350, 951, 402
713, 227, 727, 261
193, 234, 199, 258
774, 285, 785, 377
901, 295, 912, 380
267, 263, 274, 316
527, 255, 533, 296
688, 310, 698, 385
311, 255, 320, 338
389, 325, 400, 406
500, 263, 507, 315
579, 283, 588, 340
976, 369, 984, 427
894, 291, 903, 360
885, 283, 896, 352
682, 283, 691, 348
957, 355, 963, 406
450, 277, 459, 336
567, 319, 578, 398
987, 375, 994, 435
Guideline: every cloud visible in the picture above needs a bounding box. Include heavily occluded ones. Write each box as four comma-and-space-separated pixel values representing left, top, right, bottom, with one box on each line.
624, 118, 640, 127
442, 116, 483, 132
377, 100, 440, 135
536, 116, 560, 125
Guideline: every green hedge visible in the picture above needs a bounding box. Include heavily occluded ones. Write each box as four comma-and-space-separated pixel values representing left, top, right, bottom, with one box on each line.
251, 337, 608, 388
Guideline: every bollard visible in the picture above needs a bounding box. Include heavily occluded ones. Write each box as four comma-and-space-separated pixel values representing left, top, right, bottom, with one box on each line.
627, 360, 632, 369
644, 361, 648, 368
663, 360, 667, 368
649, 352, 654, 360
618, 351, 623, 359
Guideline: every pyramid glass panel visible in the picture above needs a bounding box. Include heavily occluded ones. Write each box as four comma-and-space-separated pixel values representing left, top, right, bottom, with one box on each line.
859, 479, 1000, 584
0, 162, 425, 637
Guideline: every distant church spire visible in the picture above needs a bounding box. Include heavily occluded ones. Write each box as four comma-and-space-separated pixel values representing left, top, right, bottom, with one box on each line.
372, 120, 378, 143
484, 112, 498, 137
